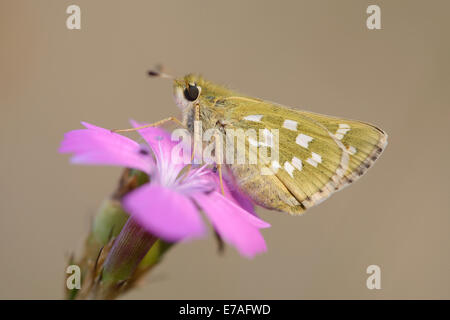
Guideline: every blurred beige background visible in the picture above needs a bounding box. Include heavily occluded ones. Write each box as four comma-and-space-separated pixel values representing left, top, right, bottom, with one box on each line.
1, 0, 449, 299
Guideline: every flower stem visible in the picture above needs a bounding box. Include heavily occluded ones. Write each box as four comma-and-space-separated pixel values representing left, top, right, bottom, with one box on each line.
101, 218, 158, 286
66, 169, 173, 300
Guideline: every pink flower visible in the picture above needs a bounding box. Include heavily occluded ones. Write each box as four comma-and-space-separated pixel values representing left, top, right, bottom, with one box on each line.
59, 121, 270, 258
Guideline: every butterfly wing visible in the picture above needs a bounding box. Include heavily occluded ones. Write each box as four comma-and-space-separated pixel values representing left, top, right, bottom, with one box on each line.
221, 97, 387, 214
299, 110, 387, 182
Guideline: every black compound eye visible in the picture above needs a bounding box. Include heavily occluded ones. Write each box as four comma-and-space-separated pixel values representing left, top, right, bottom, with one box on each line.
183, 84, 199, 101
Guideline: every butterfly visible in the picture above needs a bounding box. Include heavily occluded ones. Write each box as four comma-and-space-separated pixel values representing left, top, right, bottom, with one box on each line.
120, 72, 388, 215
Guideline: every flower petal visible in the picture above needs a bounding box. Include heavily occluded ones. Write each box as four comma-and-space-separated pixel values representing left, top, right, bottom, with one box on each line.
130, 120, 190, 166
123, 183, 206, 242
195, 191, 270, 258
175, 167, 216, 195
59, 122, 154, 173
228, 186, 256, 216
205, 172, 257, 216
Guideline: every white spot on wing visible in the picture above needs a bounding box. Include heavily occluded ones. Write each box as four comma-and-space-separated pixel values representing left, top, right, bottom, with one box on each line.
292, 157, 303, 171
306, 152, 322, 167
335, 123, 351, 140
348, 145, 357, 155
271, 160, 281, 172
336, 128, 350, 134
306, 158, 318, 167
296, 133, 313, 148
312, 152, 322, 163
283, 119, 298, 131
243, 115, 263, 122
284, 161, 295, 177
336, 167, 345, 177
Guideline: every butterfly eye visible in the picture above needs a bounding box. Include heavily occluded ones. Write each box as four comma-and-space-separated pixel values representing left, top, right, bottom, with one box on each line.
183, 84, 200, 101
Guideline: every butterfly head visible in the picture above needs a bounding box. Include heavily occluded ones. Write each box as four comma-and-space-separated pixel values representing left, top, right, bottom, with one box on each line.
172, 74, 236, 111
172, 74, 203, 111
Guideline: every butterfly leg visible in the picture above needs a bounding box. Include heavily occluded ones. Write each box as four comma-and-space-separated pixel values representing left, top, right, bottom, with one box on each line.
181, 104, 201, 181
206, 117, 226, 196
188, 104, 201, 164
191, 103, 200, 163
217, 163, 225, 196
111, 117, 185, 133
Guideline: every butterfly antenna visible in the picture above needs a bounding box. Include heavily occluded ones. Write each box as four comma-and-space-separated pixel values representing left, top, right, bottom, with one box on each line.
147, 64, 174, 80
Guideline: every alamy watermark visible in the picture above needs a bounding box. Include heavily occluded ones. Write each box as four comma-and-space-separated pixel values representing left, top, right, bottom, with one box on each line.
66, 5, 81, 30
66, 264, 81, 290
366, 5, 381, 30
169, 121, 280, 175
366, 265, 381, 290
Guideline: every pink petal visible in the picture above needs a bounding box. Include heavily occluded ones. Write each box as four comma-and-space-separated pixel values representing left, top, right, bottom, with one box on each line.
59, 122, 153, 173
130, 120, 190, 172
122, 183, 206, 242
206, 172, 257, 216
195, 191, 270, 258
175, 167, 216, 195
228, 187, 256, 216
